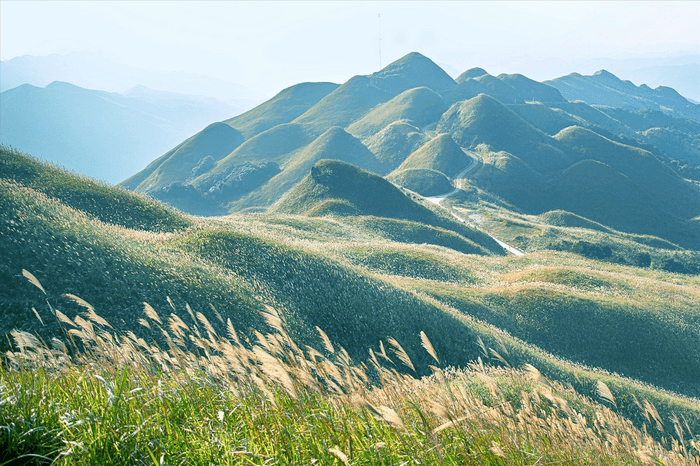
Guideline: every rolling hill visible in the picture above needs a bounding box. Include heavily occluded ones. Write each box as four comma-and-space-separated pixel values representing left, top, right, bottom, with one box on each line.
393, 133, 470, 178
4, 147, 700, 449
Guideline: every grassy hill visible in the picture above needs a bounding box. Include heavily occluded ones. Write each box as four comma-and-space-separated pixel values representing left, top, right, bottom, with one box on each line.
437, 94, 570, 174
368, 52, 457, 97
507, 102, 587, 135
545, 69, 700, 122
224, 81, 339, 139
555, 126, 700, 223
272, 159, 446, 220
395, 133, 470, 177
121, 122, 244, 193
6, 149, 700, 464
346, 87, 447, 139
497, 73, 566, 103
363, 120, 430, 169
291, 75, 393, 134
1, 146, 190, 232
386, 168, 454, 197
229, 128, 386, 211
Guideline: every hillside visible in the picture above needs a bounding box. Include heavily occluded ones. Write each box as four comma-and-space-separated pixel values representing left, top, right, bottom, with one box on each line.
346, 86, 447, 139
394, 133, 471, 177
111, 52, 700, 252
6, 148, 700, 466
272, 159, 449, 222
224, 81, 339, 139
437, 94, 570, 174
386, 168, 455, 197
122, 122, 245, 193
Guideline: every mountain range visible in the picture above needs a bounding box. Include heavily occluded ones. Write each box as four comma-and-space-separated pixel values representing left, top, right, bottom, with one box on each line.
0, 82, 250, 184
120, 52, 700, 251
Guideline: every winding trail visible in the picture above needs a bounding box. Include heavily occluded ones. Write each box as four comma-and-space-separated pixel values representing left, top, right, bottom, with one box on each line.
425, 149, 526, 256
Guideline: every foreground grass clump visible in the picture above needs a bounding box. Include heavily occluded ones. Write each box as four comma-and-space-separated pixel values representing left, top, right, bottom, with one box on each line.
2, 280, 698, 465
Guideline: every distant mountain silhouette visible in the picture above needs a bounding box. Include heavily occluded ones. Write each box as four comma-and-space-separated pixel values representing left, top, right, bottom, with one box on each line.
545, 70, 700, 122
0, 82, 241, 184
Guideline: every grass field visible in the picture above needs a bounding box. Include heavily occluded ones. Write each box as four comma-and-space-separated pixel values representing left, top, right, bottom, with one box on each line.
3, 147, 700, 464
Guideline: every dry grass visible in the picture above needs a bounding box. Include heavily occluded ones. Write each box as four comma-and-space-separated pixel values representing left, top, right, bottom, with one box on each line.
3, 283, 699, 465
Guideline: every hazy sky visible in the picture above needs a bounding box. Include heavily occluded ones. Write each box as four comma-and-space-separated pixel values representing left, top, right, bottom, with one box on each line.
2, 1, 699, 97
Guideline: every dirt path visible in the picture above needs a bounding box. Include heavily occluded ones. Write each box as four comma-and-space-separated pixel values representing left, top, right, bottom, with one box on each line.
425, 149, 526, 256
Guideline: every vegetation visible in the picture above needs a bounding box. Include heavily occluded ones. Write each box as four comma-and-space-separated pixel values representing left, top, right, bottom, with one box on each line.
7, 284, 699, 465
5, 52, 700, 464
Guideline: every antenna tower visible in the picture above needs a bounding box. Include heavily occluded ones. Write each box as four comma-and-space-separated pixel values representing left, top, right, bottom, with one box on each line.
379, 13, 382, 69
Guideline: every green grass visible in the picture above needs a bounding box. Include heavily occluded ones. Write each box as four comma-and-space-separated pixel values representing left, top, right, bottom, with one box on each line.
437, 95, 570, 175
363, 120, 430, 170
394, 133, 470, 178
224, 81, 339, 139
5, 148, 700, 464
1, 146, 190, 232
386, 168, 455, 197
2, 282, 700, 465
121, 122, 244, 193
346, 86, 447, 139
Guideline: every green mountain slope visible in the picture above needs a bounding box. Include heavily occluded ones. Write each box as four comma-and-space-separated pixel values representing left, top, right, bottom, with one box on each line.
395, 133, 470, 177
347, 87, 447, 139
224, 82, 339, 139
229, 128, 386, 211
437, 94, 570, 174
363, 121, 430, 170
272, 159, 444, 220
5, 148, 700, 447
507, 102, 587, 135
369, 52, 457, 97
555, 126, 700, 222
1, 146, 190, 232
291, 75, 393, 134
497, 73, 566, 103
386, 168, 454, 197
121, 122, 244, 193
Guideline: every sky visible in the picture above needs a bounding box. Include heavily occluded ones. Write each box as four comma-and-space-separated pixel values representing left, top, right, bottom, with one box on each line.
2, 1, 699, 98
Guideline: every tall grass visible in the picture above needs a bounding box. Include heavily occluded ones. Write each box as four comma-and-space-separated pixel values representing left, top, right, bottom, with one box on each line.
2, 275, 698, 465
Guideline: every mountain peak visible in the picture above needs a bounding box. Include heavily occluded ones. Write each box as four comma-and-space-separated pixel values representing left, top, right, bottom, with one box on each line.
370, 51, 456, 96
456, 67, 489, 82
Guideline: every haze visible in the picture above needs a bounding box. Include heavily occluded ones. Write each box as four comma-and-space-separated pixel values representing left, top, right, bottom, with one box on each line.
2, 1, 699, 98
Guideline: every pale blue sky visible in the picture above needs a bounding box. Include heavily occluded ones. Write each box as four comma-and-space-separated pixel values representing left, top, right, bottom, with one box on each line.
2, 1, 699, 96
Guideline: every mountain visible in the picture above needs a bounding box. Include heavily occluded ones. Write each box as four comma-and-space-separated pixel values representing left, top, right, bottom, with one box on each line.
545, 69, 700, 122
119, 51, 700, 251
121, 122, 245, 193
0, 52, 265, 107
393, 133, 470, 178
224, 82, 339, 139
626, 63, 700, 103
496, 73, 566, 103
346, 86, 447, 139
437, 94, 570, 174
0, 82, 243, 184
385, 168, 454, 197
